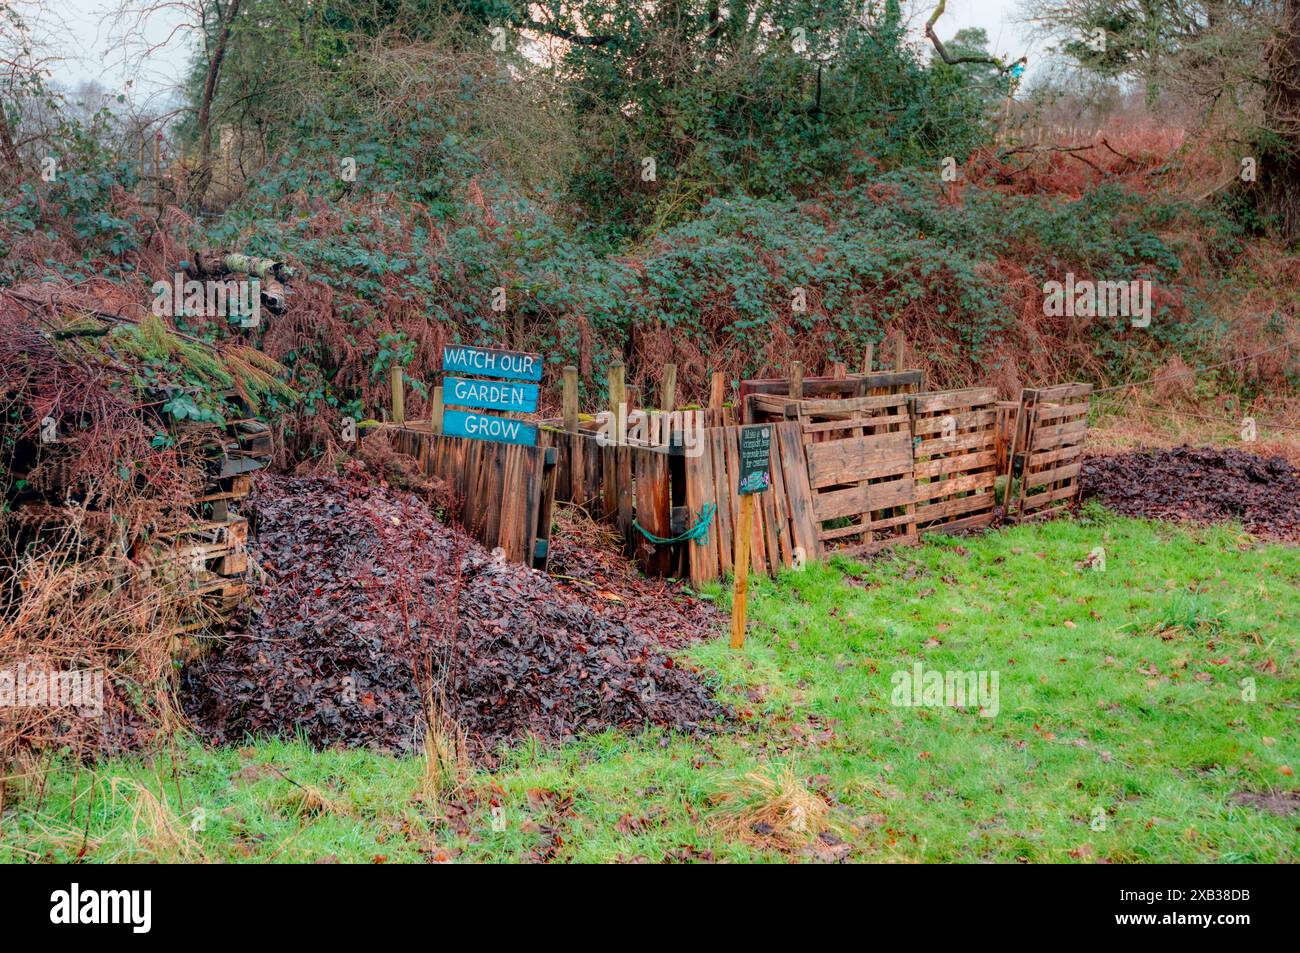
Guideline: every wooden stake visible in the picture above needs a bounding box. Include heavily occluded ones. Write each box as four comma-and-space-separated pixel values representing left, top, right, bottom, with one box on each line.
862, 343, 874, 374
390, 364, 405, 426
709, 371, 725, 410
894, 333, 906, 371
730, 494, 754, 649
430, 385, 444, 435
608, 359, 626, 421
789, 361, 804, 400
562, 365, 579, 433
660, 363, 677, 412
831, 361, 847, 379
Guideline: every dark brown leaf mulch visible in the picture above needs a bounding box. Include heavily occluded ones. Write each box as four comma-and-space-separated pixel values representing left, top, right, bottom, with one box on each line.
545, 510, 723, 649
1081, 446, 1300, 541
181, 475, 726, 758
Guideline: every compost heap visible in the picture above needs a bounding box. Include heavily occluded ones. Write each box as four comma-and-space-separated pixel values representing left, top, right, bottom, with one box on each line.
182, 475, 726, 757
1081, 446, 1300, 541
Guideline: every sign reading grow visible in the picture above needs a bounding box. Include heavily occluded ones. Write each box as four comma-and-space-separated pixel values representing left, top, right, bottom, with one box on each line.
737, 425, 773, 495
443, 409, 539, 446
440, 344, 543, 447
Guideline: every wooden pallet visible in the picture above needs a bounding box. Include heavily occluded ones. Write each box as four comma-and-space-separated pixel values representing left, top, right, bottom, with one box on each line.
741, 369, 923, 423
760, 392, 919, 557
909, 387, 999, 533
1007, 383, 1092, 521
682, 421, 820, 585
141, 516, 249, 578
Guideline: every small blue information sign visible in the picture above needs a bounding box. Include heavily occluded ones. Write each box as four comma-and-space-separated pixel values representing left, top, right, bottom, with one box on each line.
442, 409, 538, 447
442, 345, 543, 383
443, 375, 539, 414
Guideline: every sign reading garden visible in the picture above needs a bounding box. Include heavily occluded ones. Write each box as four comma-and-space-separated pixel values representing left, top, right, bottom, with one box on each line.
440, 345, 542, 447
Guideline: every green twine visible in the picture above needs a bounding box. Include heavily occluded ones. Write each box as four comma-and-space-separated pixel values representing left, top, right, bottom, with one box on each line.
634, 503, 717, 546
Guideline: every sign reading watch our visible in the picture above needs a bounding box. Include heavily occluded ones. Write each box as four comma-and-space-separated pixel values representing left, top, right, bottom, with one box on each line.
440, 345, 542, 446
443, 344, 542, 382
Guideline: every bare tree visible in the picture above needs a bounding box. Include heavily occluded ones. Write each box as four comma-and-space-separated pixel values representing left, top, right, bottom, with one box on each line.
108, 0, 243, 209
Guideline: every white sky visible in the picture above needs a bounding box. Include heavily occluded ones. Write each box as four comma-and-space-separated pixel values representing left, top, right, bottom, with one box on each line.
18, 0, 1043, 103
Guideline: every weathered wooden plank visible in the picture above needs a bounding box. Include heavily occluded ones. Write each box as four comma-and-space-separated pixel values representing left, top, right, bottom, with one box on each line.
911, 409, 997, 436
776, 422, 820, 563
913, 449, 997, 479
1033, 401, 1089, 423
711, 428, 734, 575
914, 430, 996, 456
799, 412, 911, 434
1024, 383, 1093, 402
814, 478, 915, 521
910, 387, 999, 414
912, 471, 996, 502
806, 433, 912, 488
1031, 419, 1088, 450
1021, 482, 1083, 510
685, 433, 720, 585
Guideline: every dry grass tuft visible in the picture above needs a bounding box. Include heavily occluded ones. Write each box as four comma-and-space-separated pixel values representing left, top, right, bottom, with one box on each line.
419, 692, 471, 808
110, 776, 203, 861
710, 766, 840, 853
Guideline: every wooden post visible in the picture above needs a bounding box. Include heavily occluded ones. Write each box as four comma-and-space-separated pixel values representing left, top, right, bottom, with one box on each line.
430, 385, 444, 435
831, 361, 847, 379
660, 363, 677, 412
390, 364, 405, 426
894, 333, 906, 371
730, 494, 754, 648
604, 360, 626, 525
709, 371, 725, 411
862, 343, 874, 374
562, 365, 579, 433
608, 359, 626, 422
562, 365, 581, 503
789, 361, 804, 400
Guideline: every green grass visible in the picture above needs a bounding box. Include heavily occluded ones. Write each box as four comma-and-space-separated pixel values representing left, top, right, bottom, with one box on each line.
4, 508, 1298, 863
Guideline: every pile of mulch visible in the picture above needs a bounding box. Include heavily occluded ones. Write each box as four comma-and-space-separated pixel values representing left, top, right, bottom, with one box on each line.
545, 509, 722, 649
181, 475, 726, 758
1082, 446, 1300, 541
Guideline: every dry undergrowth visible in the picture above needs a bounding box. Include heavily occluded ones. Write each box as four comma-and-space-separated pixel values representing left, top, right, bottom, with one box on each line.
109, 776, 204, 861
709, 766, 842, 854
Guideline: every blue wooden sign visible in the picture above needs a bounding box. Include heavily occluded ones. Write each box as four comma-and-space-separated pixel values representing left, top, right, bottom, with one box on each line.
442, 345, 543, 382
444, 375, 539, 414
443, 409, 538, 447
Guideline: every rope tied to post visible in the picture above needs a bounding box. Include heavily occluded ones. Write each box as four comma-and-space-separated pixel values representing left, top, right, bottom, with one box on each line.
634, 503, 717, 546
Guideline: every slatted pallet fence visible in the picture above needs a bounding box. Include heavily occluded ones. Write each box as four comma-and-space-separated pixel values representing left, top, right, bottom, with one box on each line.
750, 391, 919, 557
1007, 383, 1093, 521
909, 387, 1000, 533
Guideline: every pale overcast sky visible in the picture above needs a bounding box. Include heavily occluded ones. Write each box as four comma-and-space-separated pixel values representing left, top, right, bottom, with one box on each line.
20, 0, 1042, 103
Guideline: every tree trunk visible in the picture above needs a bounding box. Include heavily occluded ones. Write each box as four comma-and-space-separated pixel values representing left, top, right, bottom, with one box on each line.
190, 0, 242, 211
1262, 0, 1300, 242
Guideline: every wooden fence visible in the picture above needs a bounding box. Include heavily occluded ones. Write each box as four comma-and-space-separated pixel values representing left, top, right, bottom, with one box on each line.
910, 387, 1000, 533
1006, 383, 1093, 521
391, 427, 558, 569
382, 353, 1091, 582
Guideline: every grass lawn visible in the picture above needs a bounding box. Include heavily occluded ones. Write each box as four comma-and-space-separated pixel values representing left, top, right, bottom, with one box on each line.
4, 506, 1298, 863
